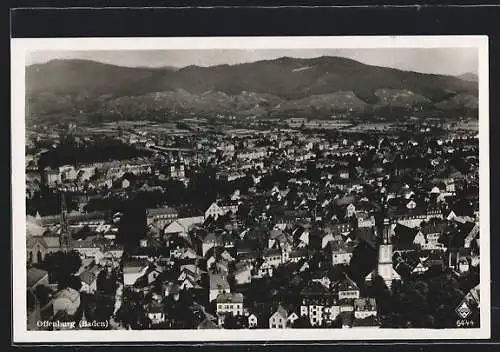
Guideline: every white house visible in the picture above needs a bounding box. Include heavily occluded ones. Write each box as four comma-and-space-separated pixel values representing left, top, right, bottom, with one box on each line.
215, 292, 244, 316
287, 312, 300, 325
345, 203, 356, 218
146, 302, 165, 325
269, 305, 288, 329
205, 202, 225, 220
248, 313, 258, 328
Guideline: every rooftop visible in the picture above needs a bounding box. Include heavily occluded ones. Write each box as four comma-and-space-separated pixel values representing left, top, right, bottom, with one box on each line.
27, 267, 48, 288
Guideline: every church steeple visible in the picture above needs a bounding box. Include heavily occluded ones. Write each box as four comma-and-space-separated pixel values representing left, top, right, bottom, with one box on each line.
377, 218, 394, 289
59, 192, 72, 251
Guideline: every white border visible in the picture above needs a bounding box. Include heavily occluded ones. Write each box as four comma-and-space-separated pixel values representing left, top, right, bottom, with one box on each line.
11, 36, 490, 343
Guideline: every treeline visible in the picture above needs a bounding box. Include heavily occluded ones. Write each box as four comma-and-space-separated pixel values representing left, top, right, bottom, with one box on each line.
38, 137, 152, 169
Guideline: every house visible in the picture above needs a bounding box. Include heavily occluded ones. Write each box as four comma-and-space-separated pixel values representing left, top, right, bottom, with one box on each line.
209, 273, 231, 302
345, 203, 356, 218
354, 298, 377, 320
202, 233, 223, 257
123, 260, 149, 287
146, 207, 179, 229
178, 264, 203, 283
72, 238, 105, 263
458, 258, 470, 273
164, 221, 187, 236
464, 223, 479, 249
262, 248, 282, 268
269, 305, 288, 329
289, 248, 308, 263
26, 235, 61, 264
180, 248, 199, 260
205, 201, 238, 220
300, 281, 338, 326
392, 224, 419, 252
330, 222, 355, 236
329, 240, 355, 265
215, 292, 244, 316
287, 312, 300, 325
234, 262, 252, 285
163, 282, 181, 301
27, 267, 49, 291
146, 302, 166, 325
336, 277, 360, 300
79, 270, 98, 294
417, 221, 448, 251
53, 287, 81, 316
256, 261, 274, 278
146, 265, 163, 285
248, 313, 258, 328
311, 271, 333, 290
165, 216, 204, 237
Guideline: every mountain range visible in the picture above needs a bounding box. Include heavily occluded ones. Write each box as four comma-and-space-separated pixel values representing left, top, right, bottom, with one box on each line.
25, 56, 479, 122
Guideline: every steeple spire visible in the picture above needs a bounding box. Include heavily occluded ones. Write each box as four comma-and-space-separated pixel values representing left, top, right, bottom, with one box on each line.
59, 191, 72, 251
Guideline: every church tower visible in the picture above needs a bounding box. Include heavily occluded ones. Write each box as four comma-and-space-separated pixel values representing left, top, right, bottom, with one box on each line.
377, 218, 394, 289
59, 192, 72, 251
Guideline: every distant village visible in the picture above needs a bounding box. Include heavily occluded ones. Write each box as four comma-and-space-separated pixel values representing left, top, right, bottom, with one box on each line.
26, 116, 480, 330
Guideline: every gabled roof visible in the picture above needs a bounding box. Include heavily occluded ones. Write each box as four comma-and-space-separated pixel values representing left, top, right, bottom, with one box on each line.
336, 277, 359, 292
300, 281, 331, 296
216, 292, 244, 304
272, 305, 288, 320
209, 273, 230, 290
146, 207, 178, 217
79, 271, 97, 285
354, 298, 376, 311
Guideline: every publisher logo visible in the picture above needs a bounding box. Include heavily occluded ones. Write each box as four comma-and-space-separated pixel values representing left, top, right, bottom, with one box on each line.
456, 300, 472, 319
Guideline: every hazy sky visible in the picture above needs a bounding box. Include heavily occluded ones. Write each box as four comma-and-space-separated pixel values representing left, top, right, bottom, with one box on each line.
26, 48, 478, 76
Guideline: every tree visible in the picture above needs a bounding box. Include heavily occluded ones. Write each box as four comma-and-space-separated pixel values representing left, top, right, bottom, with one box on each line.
292, 316, 311, 328
44, 250, 82, 284
370, 273, 393, 315
223, 314, 238, 329
34, 285, 54, 307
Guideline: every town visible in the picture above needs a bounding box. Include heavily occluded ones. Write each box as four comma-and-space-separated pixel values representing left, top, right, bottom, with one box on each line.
26, 115, 480, 330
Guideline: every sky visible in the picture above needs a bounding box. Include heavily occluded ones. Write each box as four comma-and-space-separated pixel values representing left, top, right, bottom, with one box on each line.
26, 48, 478, 76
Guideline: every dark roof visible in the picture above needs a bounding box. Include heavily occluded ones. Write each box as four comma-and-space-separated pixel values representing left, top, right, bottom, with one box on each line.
146, 207, 178, 217
300, 281, 331, 296
393, 224, 419, 250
